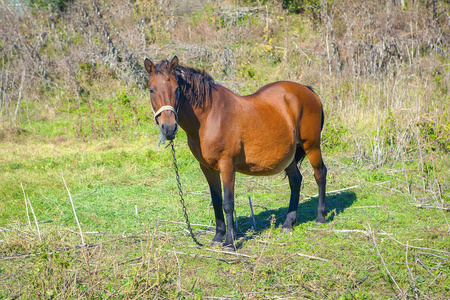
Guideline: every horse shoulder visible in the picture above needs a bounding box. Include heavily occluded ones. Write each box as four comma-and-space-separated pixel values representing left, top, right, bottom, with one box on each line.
194, 89, 242, 169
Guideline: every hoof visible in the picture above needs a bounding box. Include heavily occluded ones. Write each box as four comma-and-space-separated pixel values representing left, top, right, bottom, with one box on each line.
315, 219, 326, 225
222, 243, 236, 252
210, 240, 222, 247
280, 226, 293, 233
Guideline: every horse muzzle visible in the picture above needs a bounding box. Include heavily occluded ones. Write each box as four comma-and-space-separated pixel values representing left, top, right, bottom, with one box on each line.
154, 105, 179, 140
160, 121, 178, 140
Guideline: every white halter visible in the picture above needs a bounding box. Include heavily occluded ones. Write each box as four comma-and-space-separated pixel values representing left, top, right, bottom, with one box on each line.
153, 105, 178, 124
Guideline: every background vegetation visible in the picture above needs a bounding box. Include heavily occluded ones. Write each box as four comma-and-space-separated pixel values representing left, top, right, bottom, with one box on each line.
1, 0, 449, 298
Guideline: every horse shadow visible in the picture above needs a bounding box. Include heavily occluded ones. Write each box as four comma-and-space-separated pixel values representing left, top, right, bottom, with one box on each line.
234, 191, 357, 245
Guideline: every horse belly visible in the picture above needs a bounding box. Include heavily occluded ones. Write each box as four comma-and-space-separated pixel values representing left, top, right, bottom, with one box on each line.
236, 137, 296, 176
236, 102, 297, 175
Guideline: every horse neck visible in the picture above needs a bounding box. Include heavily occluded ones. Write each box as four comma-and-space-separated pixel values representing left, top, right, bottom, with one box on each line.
176, 79, 223, 141
177, 98, 204, 140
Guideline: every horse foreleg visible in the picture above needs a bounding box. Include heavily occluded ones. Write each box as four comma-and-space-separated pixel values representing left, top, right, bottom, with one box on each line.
219, 163, 237, 251
281, 160, 302, 232
200, 164, 225, 246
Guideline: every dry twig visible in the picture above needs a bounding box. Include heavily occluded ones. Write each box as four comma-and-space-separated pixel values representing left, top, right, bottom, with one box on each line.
310, 185, 359, 198
382, 231, 450, 255
405, 242, 419, 299
173, 247, 182, 292
203, 248, 254, 258
21, 188, 42, 242
248, 196, 257, 228
62, 172, 85, 246
366, 221, 406, 299
27, 195, 42, 242
20, 182, 32, 229
414, 204, 449, 211
296, 252, 329, 262
309, 227, 390, 236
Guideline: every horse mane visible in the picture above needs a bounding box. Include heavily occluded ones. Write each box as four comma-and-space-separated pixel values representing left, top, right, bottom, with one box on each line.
152, 60, 216, 108
174, 65, 216, 108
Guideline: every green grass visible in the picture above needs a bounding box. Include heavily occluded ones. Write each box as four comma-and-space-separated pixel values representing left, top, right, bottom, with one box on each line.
1, 107, 449, 298
1, 77, 449, 299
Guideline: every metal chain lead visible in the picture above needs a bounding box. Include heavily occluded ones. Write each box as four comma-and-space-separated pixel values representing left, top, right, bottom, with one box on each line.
169, 141, 203, 247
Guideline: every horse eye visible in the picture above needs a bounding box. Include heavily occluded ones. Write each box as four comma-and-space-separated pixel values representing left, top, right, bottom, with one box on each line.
149, 88, 155, 94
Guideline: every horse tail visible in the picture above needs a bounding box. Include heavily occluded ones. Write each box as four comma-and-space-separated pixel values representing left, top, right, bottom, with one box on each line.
321, 108, 325, 131
305, 85, 325, 132
295, 144, 306, 164
305, 85, 316, 94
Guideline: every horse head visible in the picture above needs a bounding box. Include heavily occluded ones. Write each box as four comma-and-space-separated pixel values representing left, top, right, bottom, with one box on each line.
144, 56, 180, 141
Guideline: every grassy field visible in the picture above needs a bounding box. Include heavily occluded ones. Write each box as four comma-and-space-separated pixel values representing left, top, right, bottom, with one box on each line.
1, 0, 450, 299
1, 90, 449, 299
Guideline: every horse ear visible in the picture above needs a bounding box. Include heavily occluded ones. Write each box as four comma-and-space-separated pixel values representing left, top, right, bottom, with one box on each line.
169, 56, 179, 72
144, 58, 155, 74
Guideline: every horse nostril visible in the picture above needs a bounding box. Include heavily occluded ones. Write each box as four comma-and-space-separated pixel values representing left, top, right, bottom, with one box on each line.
160, 122, 177, 139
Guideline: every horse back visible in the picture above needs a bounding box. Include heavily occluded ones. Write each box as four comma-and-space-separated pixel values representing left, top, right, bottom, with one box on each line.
246, 81, 323, 125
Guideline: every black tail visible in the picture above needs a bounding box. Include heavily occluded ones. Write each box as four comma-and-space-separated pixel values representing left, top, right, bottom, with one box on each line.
295, 144, 306, 165
321, 109, 325, 131
306, 85, 325, 131
305, 85, 316, 94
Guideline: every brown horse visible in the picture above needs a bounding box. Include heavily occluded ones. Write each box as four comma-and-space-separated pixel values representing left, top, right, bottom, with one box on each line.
144, 56, 327, 250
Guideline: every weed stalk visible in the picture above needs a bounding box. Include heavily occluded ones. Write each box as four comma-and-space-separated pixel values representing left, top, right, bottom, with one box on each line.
20, 182, 32, 229
62, 172, 85, 246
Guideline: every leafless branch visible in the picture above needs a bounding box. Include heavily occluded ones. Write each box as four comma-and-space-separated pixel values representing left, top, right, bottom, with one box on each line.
366, 221, 406, 299
296, 252, 329, 262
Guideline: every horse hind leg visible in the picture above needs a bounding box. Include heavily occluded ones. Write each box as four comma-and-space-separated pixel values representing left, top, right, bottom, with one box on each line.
305, 146, 327, 224
281, 145, 305, 232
